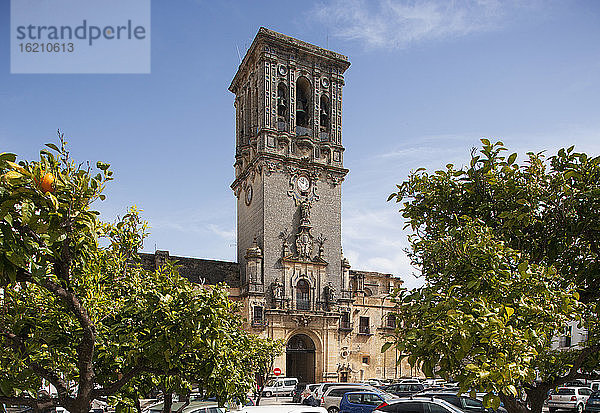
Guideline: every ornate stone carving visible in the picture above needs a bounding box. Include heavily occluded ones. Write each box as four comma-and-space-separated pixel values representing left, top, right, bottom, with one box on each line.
293, 314, 312, 327
287, 169, 320, 206
295, 201, 314, 260
263, 160, 282, 176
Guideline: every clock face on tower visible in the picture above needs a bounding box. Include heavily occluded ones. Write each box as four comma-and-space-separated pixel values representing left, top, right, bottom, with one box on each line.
297, 175, 310, 191
245, 184, 253, 206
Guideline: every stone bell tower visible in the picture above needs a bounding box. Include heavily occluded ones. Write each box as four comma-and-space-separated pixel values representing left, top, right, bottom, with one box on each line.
229, 27, 351, 313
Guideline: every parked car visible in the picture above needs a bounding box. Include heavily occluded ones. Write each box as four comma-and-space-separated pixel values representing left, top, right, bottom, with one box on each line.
548, 386, 594, 413
292, 383, 309, 403
314, 383, 371, 400
591, 383, 600, 393
237, 407, 326, 413
395, 379, 422, 385
364, 379, 384, 387
381, 383, 425, 397
303, 384, 322, 406
585, 391, 600, 413
321, 385, 379, 413
144, 400, 224, 413
262, 377, 299, 397
339, 391, 398, 413
372, 397, 467, 413
414, 390, 492, 413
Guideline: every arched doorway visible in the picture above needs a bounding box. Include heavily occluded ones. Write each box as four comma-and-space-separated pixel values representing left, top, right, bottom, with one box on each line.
286, 334, 315, 383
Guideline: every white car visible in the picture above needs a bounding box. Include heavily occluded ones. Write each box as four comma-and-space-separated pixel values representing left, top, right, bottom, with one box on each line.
236, 406, 326, 413
262, 378, 299, 397
548, 386, 593, 413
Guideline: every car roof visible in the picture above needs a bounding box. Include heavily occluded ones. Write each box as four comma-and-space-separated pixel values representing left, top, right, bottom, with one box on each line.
236, 406, 326, 413
145, 401, 219, 413
325, 384, 375, 392
382, 397, 465, 413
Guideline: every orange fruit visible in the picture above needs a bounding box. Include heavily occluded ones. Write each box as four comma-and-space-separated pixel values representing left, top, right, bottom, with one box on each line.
40, 173, 55, 193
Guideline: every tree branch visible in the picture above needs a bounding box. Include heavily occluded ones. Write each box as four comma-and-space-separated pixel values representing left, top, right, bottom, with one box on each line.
0, 329, 71, 397
93, 364, 146, 398
547, 344, 600, 388
14, 267, 97, 410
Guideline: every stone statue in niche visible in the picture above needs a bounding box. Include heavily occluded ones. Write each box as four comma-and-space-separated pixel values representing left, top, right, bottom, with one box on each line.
316, 234, 326, 259
279, 229, 290, 257
300, 200, 311, 226
272, 278, 283, 301
324, 282, 336, 310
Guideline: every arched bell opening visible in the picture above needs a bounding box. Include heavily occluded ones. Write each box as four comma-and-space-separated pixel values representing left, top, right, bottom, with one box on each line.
319, 94, 330, 135
296, 77, 311, 128
277, 82, 288, 131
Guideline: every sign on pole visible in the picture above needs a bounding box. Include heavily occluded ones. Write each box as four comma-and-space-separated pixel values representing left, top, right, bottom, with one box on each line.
273, 367, 282, 376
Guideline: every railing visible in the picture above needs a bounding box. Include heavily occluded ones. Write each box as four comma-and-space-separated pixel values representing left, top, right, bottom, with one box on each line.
251, 319, 268, 328
339, 321, 353, 332
296, 299, 310, 311
319, 131, 330, 141
339, 290, 353, 300
296, 126, 313, 137
247, 283, 264, 294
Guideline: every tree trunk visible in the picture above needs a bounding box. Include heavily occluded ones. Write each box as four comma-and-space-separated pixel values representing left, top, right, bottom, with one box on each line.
255, 371, 269, 406
499, 393, 529, 413
524, 385, 553, 413
162, 390, 173, 413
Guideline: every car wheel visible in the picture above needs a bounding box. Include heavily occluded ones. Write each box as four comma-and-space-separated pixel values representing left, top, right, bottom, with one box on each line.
577, 404, 584, 413
264, 391, 272, 398
328, 407, 339, 413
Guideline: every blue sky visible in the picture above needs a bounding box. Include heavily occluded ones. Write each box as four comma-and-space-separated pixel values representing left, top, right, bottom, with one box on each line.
2, 0, 600, 288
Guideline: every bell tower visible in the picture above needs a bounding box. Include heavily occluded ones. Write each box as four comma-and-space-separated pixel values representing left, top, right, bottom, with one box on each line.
229, 28, 351, 312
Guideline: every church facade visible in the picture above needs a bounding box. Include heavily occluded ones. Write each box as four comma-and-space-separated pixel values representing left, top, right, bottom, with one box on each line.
141, 28, 413, 384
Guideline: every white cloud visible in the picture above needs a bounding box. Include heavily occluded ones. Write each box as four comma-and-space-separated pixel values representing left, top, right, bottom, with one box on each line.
207, 224, 236, 241
342, 206, 424, 289
312, 0, 514, 49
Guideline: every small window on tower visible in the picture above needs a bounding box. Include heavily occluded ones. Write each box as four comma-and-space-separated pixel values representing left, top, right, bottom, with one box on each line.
362, 356, 370, 365
253, 306, 263, 321
359, 316, 370, 334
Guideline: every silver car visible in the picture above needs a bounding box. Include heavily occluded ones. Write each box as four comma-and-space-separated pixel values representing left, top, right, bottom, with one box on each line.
548, 386, 593, 413
321, 385, 378, 413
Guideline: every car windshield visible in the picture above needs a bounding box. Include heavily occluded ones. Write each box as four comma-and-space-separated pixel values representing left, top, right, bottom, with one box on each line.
381, 393, 397, 401
557, 389, 575, 395
591, 391, 600, 397
265, 380, 276, 387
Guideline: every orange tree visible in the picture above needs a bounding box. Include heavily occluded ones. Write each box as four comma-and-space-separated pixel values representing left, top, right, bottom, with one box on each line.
0, 134, 275, 413
386, 140, 600, 413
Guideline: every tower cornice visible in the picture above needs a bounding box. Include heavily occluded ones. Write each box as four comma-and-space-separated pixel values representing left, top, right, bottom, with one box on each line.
229, 27, 351, 95
231, 152, 349, 193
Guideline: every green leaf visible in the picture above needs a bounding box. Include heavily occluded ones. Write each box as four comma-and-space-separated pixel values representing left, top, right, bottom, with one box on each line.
45, 143, 60, 152
0, 153, 17, 163
96, 161, 111, 171
381, 342, 393, 353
